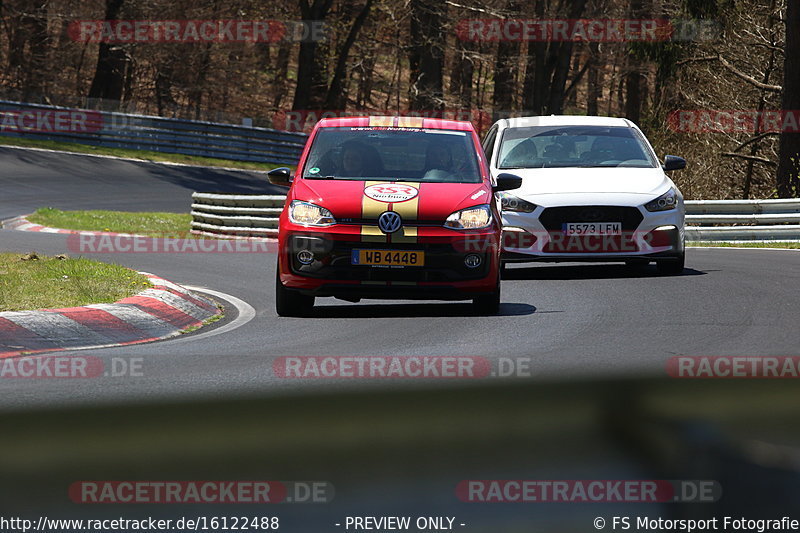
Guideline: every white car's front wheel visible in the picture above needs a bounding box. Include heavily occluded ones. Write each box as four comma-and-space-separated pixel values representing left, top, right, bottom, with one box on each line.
656, 252, 685, 275
625, 258, 650, 269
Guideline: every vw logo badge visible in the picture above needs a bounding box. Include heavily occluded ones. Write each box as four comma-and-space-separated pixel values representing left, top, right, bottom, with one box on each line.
378, 211, 403, 234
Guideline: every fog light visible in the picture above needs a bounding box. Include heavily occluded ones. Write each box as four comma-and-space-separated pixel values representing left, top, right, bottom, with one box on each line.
297, 250, 314, 265
502, 227, 537, 249
644, 226, 677, 248
464, 254, 482, 268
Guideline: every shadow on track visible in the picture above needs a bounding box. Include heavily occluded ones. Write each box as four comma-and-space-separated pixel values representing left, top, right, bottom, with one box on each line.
143, 162, 286, 194
503, 263, 707, 281
309, 302, 536, 319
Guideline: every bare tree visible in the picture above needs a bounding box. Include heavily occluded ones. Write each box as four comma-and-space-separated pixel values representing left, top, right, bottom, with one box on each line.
292, 0, 334, 111
522, 0, 589, 114
777, 0, 800, 197
87, 0, 130, 106
408, 0, 445, 112
492, 1, 521, 116
324, 0, 374, 109
450, 39, 476, 110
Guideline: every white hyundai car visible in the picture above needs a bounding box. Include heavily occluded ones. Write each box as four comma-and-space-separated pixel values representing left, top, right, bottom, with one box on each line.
483, 115, 686, 274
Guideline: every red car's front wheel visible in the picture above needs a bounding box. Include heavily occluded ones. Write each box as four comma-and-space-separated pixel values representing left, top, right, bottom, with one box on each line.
275, 265, 315, 317
472, 270, 501, 315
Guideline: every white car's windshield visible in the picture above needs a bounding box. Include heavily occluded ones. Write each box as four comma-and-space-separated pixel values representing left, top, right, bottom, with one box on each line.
498, 125, 658, 169
303, 127, 482, 183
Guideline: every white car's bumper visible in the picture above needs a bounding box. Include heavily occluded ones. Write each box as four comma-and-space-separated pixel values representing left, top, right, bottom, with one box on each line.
501, 202, 685, 261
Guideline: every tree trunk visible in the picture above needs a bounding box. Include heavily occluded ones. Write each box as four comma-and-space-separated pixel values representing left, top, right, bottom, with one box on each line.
408, 0, 445, 113
21, 1, 50, 101
587, 43, 602, 115
324, 0, 374, 110
546, 0, 588, 115
492, 1, 521, 116
625, 70, 643, 124
189, 43, 213, 120
450, 39, 475, 110
522, 0, 587, 115
256, 42, 270, 71
624, 0, 646, 125
522, 0, 546, 114
743, 0, 779, 199
273, 41, 292, 109
356, 54, 376, 109
7, 17, 26, 71
547, 40, 576, 114
155, 61, 176, 117
777, 0, 800, 197
292, 0, 334, 111
87, 0, 128, 106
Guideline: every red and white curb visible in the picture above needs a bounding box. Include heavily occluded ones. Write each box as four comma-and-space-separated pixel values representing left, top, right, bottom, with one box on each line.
2, 214, 147, 237
3, 215, 276, 245
0, 273, 222, 358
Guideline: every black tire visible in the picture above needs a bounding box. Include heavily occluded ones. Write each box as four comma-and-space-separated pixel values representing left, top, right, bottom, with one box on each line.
275, 268, 315, 317
625, 258, 650, 269
656, 252, 685, 275
473, 273, 501, 315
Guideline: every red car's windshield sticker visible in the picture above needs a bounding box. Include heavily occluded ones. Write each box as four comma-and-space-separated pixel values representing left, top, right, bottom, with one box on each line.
349, 127, 424, 132
364, 183, 419, 203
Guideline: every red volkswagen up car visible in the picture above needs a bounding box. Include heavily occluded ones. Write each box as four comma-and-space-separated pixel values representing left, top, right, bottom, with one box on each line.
268, 116, 520, 316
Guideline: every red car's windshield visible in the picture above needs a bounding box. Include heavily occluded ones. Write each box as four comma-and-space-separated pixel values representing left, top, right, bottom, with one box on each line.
302, 127, 482, 183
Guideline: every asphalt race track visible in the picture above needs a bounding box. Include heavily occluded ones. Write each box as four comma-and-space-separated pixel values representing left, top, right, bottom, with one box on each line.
1, 146, 799, 409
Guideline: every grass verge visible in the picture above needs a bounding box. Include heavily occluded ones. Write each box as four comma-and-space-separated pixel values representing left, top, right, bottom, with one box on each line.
0, 136, 296, 172
0, 252, 151, 312
182, 313, 224, 334
688, 241, 800, 249
28, 207, 192, 236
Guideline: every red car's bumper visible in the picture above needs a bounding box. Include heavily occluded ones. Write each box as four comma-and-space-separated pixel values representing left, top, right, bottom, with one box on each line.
277, 223, 500, 300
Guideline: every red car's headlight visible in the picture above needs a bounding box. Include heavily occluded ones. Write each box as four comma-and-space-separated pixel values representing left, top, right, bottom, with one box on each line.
289, 201, 336, 226
444, 205, 492, 230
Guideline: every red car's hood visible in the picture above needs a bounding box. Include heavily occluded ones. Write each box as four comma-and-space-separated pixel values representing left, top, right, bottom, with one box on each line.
291, 179, 492, 222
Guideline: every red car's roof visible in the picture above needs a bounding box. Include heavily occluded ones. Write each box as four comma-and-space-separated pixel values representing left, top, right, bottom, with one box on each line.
314, 116, 475, 132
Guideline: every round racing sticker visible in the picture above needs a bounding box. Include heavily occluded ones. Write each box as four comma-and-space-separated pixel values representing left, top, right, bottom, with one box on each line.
364, 184, 419, 203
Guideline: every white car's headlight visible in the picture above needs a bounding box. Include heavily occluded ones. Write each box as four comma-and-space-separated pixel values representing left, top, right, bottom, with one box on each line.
444, 205, 492, 230
498, 192, 537, 213
289, 200, 336, 226
645, 188, 678, 212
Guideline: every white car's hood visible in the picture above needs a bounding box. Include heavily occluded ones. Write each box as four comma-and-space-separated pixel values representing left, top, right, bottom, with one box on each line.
504, 166, 671, 207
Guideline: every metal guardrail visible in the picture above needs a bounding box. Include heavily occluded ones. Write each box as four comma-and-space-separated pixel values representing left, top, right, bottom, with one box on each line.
192, 194, 800, 242
685, 198, 800, 240
191, 192, 284, 238
0, 100, 307, 166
